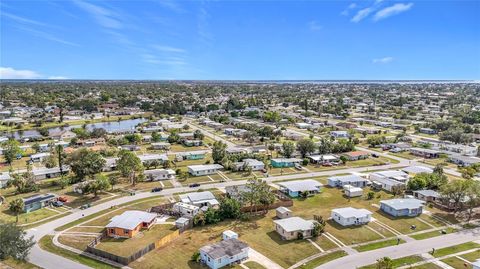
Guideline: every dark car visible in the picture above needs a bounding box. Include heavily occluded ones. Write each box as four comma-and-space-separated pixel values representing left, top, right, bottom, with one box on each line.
151, 187, 163, 192
52, 201, 63, 207
372, 153, 380, 158
189, 183, 200, 188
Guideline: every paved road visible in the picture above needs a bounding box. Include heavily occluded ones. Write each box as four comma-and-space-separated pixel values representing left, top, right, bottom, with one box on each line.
316, 227, 480, 269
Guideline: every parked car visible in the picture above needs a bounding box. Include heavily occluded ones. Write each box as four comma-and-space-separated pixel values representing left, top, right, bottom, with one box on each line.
52, 201, 63, 207
58, 196, 68, 202
151, 187, 163, 192
372, 153, 379, 158
294, 164, 302, 170
189, 183, 200, 188
322, 162, 333, 167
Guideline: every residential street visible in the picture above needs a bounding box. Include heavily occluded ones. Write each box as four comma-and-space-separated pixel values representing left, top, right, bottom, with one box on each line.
316, 227, 480, 269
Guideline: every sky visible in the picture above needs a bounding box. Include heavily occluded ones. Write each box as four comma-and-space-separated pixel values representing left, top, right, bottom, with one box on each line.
0, 0, 479, 80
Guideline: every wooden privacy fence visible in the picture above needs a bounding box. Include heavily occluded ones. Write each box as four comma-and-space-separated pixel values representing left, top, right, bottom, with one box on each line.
86, 229, 180, 265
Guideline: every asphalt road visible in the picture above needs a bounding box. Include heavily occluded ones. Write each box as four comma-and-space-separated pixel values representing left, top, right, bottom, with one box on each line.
316, 227, 480, 269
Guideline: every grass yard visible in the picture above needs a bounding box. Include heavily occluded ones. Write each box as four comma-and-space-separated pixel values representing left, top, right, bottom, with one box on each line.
39, 235, 116, 269
298, 251, 348, 269
410, 263, 443, 269
326, 220, 383, 245
359, 255, 424, 269
1, 258, 42, 269
441, 256, 475, 269
96, 224, 176, 257
0, 207, 61, 225
169, 144, 209, 152
180, 173, 224, 186
130, 212, 320, 269
372, 210, 434, 234
410, 227, 457, 240
58, 234, 97, 251
432, 242, 480, 258
390, 151, 417, 160
461, 249, 480, 261
243, 261, 266, 269
68, 226, 105, 233
354, 238, 405, 252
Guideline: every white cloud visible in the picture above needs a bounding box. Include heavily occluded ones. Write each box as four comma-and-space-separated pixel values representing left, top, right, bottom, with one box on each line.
0, 67, 67, 79
15, 26, 80, 46
349, 3, 357, 9
0, 67, 42, 79
341, 3, 358, 16
373, 3, 413, 21
152, 45, 186, 53
2, 12, 49, 27
351, 8, 372, 23
73, 0, 123, 29
372, 57, 394, 64
308, 21, 323, 31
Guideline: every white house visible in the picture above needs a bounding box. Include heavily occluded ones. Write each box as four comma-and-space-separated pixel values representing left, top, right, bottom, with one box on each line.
273, 217, 316, 240
179, 191, 220, 209
232, 158, 265, 171
188, 164, 224, 176
328, 175, 368, 188
30, 152, 50, 163
144, 169, 175, 181
330, 131, 349, 138
331, 207, 372, 226
343, 185, 363, 197
173, 202, 200, 218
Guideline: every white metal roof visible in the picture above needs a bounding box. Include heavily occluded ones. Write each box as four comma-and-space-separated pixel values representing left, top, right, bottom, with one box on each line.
332, 207, 372, 218
106, 210, 157, 230
278, 179, 322, 192
274, 217, 314, 232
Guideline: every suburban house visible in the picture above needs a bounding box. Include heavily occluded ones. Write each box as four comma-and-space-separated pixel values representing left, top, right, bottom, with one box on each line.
331, 207, 372, 226
30, 152, 50, 163
276, 206, 292, 219
22, 193, 58, 213
179, 191, 220, 209
0, 172, 10, 188
413, 190, 441, 203
178, 132, 195, 140
380, 198, 425, 217
105, 210, 157, 238
370, 170, 409, 183
343, 185, 363, 197
151, 142, 171, 150
327, 175, 368, 188
448, 155, 480, 167
175, 217, 190, 230
232, 158, 265, 171
49, 130, 77, 140
440, 144, 477, 156
144, 169, 176, 181
277, 179, 323, 197
308, 154, 339, 164
121, 144, 141, 151
330, 131, 349, 138
183, 139, 203, 147
138, 153, 169, 165
270, 158, 302, 168
273, 217, 316, 240
372, 177, 406, 192
419, 128, 437, 135
173, 202, 200, 218
199, 235, 249, 269
103, 157, 118, 171
409, 148, 441, 159
176, 150, 207, 161
31, 166, 70, 180
342, 151, 370, 161
225, 185, 250, 201
188, 164, 224, 176
402, 166, 433, 175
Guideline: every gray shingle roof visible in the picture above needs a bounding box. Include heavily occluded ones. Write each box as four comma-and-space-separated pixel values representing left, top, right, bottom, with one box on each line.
200, 238, 249, 259
380, 198, 425, 210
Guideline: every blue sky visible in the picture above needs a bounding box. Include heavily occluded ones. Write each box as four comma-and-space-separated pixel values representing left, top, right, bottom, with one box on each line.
1, 0, 479, 80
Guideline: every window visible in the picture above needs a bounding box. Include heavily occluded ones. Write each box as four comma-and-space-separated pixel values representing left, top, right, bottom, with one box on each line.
124, 229, 129, 234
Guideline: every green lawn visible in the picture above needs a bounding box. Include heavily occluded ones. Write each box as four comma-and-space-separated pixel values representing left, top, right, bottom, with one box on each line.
410, 227, 457, 240
39, 235, 116, 269
354, 238, 405, 252
461, 249, 480, 261
298, 251, 348, 269
441, 256, 474, 269
58, 234, 96, 251
1, 258, 42, 269
359, 255, 424, 269
410, 263, 443, 269
432, 242, 480, 258
96, 224, 176, 257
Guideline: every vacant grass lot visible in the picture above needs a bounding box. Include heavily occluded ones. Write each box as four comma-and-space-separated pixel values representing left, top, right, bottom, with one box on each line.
244, 261, 266, 269
298, 251, 348, 269
58, 235, 96, 251
354, 238, 405, 252
359, 255, 424, 269
432, 242, 480, 258
410, 227, 457, 240
96, 224, 176, 257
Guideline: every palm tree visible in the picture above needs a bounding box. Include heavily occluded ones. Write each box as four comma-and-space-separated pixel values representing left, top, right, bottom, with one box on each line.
376, 257, 393, 269
9, 198, 24, 223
